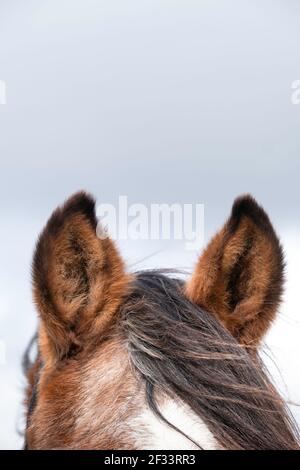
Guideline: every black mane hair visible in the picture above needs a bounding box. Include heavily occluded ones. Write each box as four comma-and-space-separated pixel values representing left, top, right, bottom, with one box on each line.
121, 270, 300, 450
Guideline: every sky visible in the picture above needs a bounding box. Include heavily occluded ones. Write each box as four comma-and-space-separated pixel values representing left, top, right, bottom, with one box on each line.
0, 0, 299, 449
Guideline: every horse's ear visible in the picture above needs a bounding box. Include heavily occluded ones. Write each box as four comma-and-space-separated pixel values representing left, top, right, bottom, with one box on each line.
185, 195, 284, 347
32, 191, 130, 363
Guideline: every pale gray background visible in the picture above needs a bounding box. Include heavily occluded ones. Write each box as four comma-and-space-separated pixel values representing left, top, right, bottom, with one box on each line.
0, 0, 299, 449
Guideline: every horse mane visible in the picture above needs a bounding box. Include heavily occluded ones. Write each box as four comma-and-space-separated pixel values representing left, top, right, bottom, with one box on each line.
120, 269, 300, 450
23, 269, 300, 450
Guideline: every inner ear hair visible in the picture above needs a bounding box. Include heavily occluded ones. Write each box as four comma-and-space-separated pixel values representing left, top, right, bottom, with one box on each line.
186, 195, 285, 347
32, 191, 131, 363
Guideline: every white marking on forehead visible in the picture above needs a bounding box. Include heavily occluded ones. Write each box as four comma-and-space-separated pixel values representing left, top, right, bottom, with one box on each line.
138, 399, 218, 450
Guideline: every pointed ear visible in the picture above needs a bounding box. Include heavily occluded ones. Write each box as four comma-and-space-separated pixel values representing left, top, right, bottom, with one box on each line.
185, 195, 284, 347
32, 191, 130, 363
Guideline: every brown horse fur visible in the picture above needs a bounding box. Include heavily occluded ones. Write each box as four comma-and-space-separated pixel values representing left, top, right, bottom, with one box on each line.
185, 195, 284, 347
23, 192, 299, 450
32, 192, 131, 365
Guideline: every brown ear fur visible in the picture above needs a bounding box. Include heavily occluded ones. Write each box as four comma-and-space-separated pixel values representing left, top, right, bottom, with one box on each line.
185, 195, 284, 346
32, 191, 131, 363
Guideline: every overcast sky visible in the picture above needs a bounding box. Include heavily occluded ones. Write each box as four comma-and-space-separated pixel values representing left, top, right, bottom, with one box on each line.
0, 0, 299, 449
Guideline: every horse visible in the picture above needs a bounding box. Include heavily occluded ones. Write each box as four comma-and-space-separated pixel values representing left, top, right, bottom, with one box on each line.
23, 191, 300, 450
